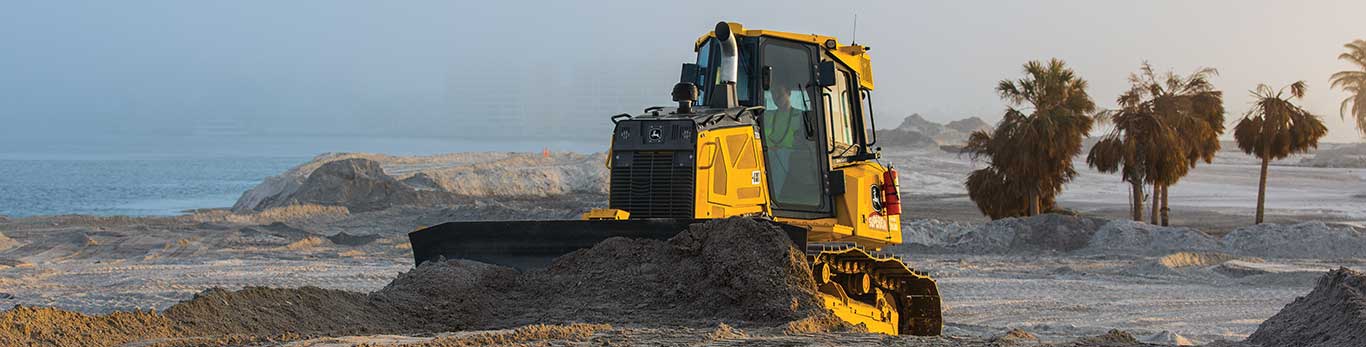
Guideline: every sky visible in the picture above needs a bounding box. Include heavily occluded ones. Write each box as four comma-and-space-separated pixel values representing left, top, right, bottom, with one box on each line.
1, 0, 1362, 158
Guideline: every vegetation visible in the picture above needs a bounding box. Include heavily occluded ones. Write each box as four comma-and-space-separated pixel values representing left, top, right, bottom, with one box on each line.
1087, 76, 1187, 221
964, 59, 1095, 219
1233, 81, 1328, 224
1331, 39, 1366, 137
1088, 63, 1223, 225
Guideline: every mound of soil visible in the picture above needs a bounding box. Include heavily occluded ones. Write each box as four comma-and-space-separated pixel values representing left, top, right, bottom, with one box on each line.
932, 214, 1105, 254
163, 286, 388, 337
1246, 267, 1366, 347
535, 217, 824, 324
0, 217, 834, 345
326, 231, 381, 246
0, 306, 179, 346
1083, 220, 1221, 256
234, 152, 610, 213
1222, 222, 1366, 259
271, 159, 447, 213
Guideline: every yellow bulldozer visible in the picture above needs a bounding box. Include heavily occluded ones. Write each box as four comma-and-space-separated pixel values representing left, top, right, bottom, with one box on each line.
408, 22, 941, 336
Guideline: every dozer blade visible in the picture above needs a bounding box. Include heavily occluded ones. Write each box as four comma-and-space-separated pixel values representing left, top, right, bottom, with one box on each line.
408, 218, 808, 269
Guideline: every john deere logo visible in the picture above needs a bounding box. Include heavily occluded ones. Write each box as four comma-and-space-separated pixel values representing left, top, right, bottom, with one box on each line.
648, 128, 663, 142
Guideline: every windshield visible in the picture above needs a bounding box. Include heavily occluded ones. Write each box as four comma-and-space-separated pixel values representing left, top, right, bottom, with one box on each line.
694, 38, 756, 106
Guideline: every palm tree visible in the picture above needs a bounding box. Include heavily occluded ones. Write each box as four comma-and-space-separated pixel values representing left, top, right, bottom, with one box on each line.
1233, 81, 1328, 224
1087, 85, 1189, 222
1127, 63, 1225, 225
964, 59, 1095, 219
1331, 39, 1366, 136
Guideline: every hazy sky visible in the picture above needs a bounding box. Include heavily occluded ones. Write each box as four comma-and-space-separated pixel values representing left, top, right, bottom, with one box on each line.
2, 0, 1362, 156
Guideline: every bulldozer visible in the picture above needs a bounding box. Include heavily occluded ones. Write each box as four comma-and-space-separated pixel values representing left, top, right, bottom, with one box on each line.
408, 21, 941, 336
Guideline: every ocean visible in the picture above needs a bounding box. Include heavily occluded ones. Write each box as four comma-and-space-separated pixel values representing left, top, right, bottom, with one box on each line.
0, 157, 306, 217
0, 134, 603, 217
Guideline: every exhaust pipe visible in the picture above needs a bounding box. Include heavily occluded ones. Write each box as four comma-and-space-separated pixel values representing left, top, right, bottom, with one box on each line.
716, 22, 738, 84
708, 21, 739, 108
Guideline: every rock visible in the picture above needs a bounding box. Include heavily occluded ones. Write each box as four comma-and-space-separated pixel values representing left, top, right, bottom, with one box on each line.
1247, 267, 1366, 347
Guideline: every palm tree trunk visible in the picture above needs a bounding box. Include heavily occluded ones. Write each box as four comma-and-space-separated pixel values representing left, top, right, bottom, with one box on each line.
1160, 185, 1170, 226
1150, 183, 1160, 224
1256, 156, 1269, 224
1027, 192, 1040, 216
1131, 181, 1144, 221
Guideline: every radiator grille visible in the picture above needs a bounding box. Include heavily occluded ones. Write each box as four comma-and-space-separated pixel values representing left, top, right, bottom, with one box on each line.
609, 151, 695, 218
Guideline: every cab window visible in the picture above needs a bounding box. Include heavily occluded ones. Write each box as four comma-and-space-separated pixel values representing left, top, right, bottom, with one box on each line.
824, 66, 857, 157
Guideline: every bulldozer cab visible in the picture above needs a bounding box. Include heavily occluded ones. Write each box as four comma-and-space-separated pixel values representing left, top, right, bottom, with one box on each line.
692, 24, 881, 219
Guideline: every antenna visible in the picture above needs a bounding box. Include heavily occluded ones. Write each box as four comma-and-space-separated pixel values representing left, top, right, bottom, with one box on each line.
852, 14, 858, 44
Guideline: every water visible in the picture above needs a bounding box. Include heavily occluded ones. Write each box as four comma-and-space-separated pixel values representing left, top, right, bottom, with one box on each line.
0, 157, 306, 217
0, 134, 601, 217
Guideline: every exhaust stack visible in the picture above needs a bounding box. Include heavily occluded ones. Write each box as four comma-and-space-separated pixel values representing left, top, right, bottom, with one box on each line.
708, 21, 739, 109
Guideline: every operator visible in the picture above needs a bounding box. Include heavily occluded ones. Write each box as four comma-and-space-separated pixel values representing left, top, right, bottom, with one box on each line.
762, 84, 818, 205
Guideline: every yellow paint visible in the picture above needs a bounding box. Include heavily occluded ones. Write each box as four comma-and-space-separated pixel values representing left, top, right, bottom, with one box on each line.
696, 22, 875, 90
581, 208, 629, 220
817, 282, 899, 335
694, 126, 771, 218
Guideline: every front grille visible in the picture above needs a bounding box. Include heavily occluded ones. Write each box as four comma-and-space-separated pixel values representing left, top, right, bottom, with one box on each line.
610, 151, 695, 218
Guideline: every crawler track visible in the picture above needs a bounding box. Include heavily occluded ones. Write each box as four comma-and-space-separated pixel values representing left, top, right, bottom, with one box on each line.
808, 244, 942, 335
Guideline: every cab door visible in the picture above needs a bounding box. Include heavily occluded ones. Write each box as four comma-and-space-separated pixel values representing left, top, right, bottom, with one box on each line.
758, 39, 832, 218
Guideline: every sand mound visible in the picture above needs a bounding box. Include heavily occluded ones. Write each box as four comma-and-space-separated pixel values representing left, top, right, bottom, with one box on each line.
1143, 330, 1193, 346
536, 217, 824, 324
1082, 220, 1221, 256
0, 232, 18, 252
163, 286, 388, 337
266, 158, 457, 213
0, 306, 180, 346
1068, 329, 1142, 346
233, 152, 609, 213
327, 231, 381, 246
1156, 252, 1258, 269
0, 217, 828, 345
1246, 267, 1366, 346
990, 328, 1039, 345
941, 214, 1105, 254
1222, 222, 1366, 259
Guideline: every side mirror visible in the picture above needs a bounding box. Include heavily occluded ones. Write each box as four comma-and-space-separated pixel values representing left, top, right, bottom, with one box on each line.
761, 66, 773, 90
817, 61, 836, 87
680, 63, 700, 84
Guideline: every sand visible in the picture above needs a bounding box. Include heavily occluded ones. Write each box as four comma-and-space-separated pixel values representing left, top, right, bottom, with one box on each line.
0, 218, 841, 346
4, 149, 1366, 345
1246, 267, 1366, 347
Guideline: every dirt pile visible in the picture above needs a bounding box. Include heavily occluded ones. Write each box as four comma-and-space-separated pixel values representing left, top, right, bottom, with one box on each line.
163, 286, 389, 337
1246, 267, 1366, 347
1222, 222, 1366, 259
898, 216, 1364, 259
0, 217, 832, 345
233, 152, 609, 213
1083, 220, 1221, 256
902, 214, 1105, 254
1156, 252, 1258, 269
264, 158, 457, 213
534, 217, 824, 324
0, 306, 180, 346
